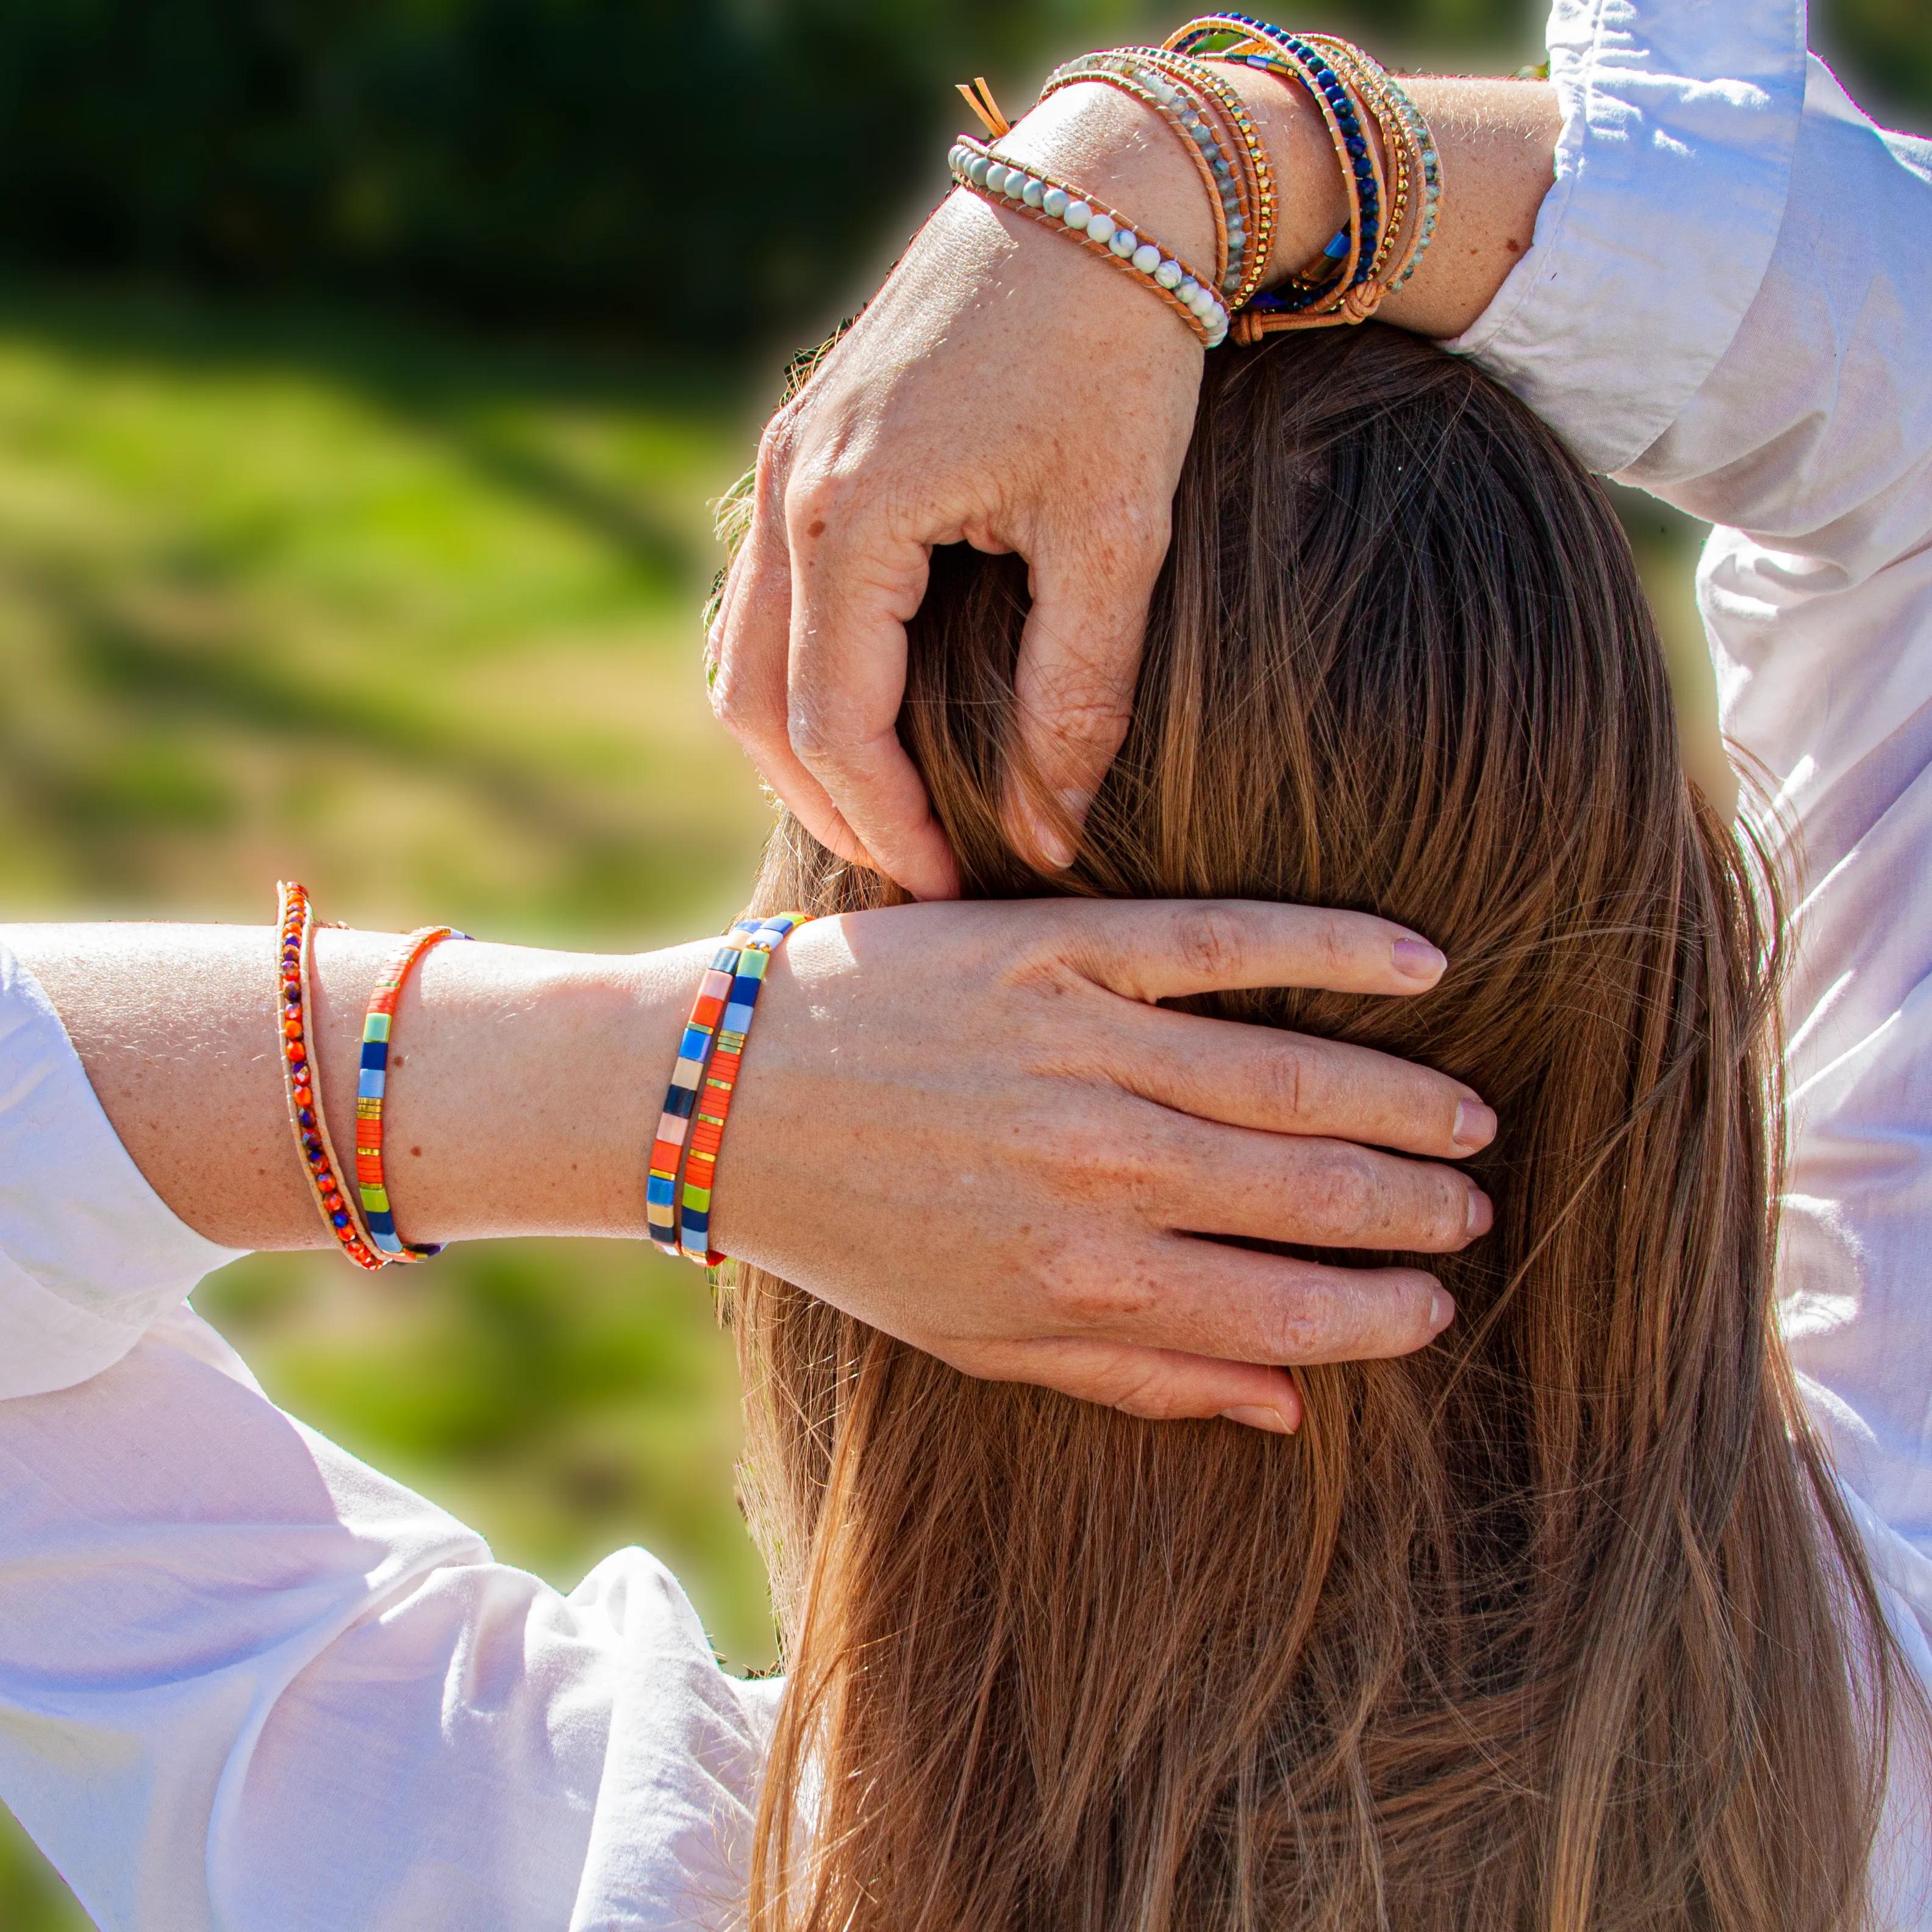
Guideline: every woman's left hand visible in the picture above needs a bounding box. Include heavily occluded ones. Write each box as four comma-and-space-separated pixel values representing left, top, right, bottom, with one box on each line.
716, 896, 1494, 1434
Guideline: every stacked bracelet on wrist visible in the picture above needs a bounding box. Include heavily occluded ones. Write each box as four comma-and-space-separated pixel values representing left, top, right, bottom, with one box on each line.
1039, 47, 1276, 313
948, 19, 1439, 347
277, 882, 386, 1272
355, 923, 469, 1261
273, 882, 467, 1271
1164, 15, 1442, 334
647, 912, 811, 1269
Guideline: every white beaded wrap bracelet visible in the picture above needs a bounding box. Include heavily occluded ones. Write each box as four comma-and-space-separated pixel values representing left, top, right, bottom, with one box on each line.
948, 135, 1230, 348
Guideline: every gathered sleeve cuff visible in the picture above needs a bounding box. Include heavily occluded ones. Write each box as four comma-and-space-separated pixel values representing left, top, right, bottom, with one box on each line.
0, 940, 245, 1398
1445, 0, 1808, 476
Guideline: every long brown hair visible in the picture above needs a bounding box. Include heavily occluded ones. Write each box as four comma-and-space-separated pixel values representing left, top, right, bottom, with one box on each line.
728, 326, 1919, 1931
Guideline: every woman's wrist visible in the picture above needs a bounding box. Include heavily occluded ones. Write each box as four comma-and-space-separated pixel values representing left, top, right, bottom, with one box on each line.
987, 62, 1557, 345
5, 920, 717, 1251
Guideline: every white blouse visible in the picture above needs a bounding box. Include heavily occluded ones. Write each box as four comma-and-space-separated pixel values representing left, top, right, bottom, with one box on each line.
3, 0, 1930, 1923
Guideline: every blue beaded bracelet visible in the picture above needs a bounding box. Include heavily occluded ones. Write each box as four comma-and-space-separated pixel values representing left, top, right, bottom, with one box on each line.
1165, 16, 1381, 321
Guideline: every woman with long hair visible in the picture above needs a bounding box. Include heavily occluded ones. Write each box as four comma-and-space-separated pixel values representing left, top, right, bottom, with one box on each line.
737, 323, 1929, 1930
2, 0, 1930, 1925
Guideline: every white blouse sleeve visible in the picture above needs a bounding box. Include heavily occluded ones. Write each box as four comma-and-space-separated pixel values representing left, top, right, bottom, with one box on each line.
0, 948, 777, 1931
0, 938, 247, 1395
1451, 0, 1932, 1822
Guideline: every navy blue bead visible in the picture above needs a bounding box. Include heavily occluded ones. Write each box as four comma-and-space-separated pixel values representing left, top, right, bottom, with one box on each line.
298, 1109, 315, 1128
331, 1210, 350, 1228
1345, 136, 1366, 156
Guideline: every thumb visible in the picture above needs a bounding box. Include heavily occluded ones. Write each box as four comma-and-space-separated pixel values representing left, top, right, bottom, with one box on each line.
1008, 530, 1165, 869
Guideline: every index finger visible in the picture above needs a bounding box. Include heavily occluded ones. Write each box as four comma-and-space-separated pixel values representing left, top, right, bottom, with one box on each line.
785, 474, 962, 900
1062, 900, 1450, 1003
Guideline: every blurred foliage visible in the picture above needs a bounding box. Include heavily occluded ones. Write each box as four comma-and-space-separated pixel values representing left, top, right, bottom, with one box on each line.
0, 0, 1140, 345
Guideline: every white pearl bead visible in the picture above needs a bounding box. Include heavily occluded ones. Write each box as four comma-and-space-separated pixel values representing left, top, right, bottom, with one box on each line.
1084, 211, 1115, 244
1176, 277, 1200, 302
1131, 242, 1161, 274
968, 157, 992, 188
1109, 227, 1137, 257
1022, 177, 1046, 209
1042, 187, 1069, 218
1062, 200, 1092, 232
1155, 259, 1183, 288
980, 161, 1005, 192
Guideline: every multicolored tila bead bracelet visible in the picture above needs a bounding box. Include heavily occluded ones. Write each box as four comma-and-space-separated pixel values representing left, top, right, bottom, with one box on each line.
355, 923, 470, 1261
646, 914, 812, 1264
275, 881, 386, 1272
948, 135, 1230, 346
679, 914, 809, 1267
647, 929, 752, 1256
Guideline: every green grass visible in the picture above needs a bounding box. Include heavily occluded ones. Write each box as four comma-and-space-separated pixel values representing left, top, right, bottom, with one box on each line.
0, 282, 782, 1926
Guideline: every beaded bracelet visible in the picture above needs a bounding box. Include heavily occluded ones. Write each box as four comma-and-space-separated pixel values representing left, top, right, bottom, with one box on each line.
1116, 46, 1276, 309
1304, 34, 1440, 290
646, 931, 752, 1256
275, 882, 387, 1272
354, 923, 470, 1261
948, 135, 1229, 346
1039, 54, 1232, 300
1040, 48, 1275, 312
678, 914, 810, 1267
1165, 18, 1380, 325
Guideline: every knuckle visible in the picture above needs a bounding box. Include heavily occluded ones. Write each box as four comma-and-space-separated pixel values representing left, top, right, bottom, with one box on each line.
1314, 915, 1354, 978
787, 695, 862, 769
708, 659, 762, 737
784, 465, 859, 545
1266, 1287, 1333, 1364
1093, 495, 1171, 575
1256, 1041, 1313, 1127
1170, 904, 1250, 985
1043, 1116, 1172, 1208
1109, 1370, 1188, 1420
1434, 1178, 1472, 1247
754, 411, 798, 492
1304, 1150, 1378, 1238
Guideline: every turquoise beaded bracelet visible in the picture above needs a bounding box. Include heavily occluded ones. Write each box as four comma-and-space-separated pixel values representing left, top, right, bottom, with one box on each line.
948, 135, 1229, 346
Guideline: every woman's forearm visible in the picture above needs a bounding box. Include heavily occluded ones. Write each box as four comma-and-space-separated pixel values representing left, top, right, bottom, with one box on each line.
3, 922, 712, 1250
3, 901, 1501, 1432
996, 72, 1561, 348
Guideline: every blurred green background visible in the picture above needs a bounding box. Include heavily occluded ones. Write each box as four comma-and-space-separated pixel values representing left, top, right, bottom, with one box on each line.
1, 2, 1925, 1924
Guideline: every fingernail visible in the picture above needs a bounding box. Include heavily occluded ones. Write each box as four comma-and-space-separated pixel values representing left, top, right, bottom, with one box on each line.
1429, 1289, 1456, 1335
1020, 800, 1076, 871
1392, 936, 1447, 981
1220, 1403, 1298, 1435
1465, 1189, 1493, 1237
1452, 1098, 1497, 1151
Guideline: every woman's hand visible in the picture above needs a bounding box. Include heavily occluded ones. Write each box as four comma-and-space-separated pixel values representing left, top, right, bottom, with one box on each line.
716, 898, 1495, 1434
707, 76, 1558, 898
707, 85, 1219, 901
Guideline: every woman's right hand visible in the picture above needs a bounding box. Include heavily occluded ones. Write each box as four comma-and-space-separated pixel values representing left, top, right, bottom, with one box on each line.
717, 898, 1495, 1435
706, 84, 1220, 902
706, 74, 1557, 900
